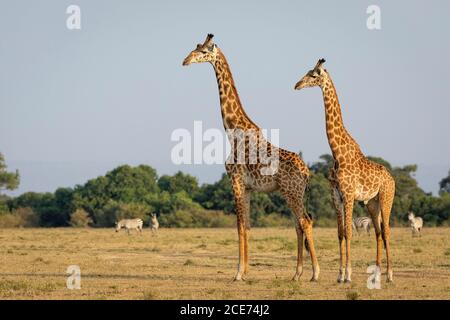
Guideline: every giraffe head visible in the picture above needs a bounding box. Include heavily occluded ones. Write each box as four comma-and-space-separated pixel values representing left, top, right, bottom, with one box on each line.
182, 34, 219, 66
294, 58, 328, 90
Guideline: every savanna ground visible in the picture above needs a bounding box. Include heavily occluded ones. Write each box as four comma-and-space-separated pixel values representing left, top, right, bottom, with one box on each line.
0, 227, 449, 300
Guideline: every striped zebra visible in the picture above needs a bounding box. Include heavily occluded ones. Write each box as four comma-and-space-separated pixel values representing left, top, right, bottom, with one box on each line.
408, 212, 423, 236
150, 213, 159, 234
115, 218, 143, 235
352, 216, 372, 236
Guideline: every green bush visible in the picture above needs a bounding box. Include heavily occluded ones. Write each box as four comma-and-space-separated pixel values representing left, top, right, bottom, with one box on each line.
253, 213, 292, 227
159, 209, 235, 228
93, 201, 151, 227
313, 217, 336, 228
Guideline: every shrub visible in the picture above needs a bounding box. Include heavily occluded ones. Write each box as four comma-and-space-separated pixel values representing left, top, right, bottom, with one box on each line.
93, 201, 151, 227
253, 213, 292, 227
159, 209, 235, 228
0, 213, 22, 228
0, 207, 39, 228
13, 207, 39, 227
313, 217, 336, 228
70, 209, 93, 228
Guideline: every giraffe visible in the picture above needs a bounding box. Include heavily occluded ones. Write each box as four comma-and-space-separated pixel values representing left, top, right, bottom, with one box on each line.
294, 59, 395, 283
183, 34, 320, 282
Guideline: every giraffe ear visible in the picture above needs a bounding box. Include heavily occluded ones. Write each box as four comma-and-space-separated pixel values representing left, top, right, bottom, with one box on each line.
208, 43, 217, 52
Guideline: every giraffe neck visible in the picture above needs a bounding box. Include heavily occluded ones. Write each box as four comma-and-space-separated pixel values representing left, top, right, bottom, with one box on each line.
321, 76, 360, 160
212, 50, 259, 132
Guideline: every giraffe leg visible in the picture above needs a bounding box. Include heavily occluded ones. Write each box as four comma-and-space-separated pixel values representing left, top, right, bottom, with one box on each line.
367, 199, 383, 269
379, 182, 394, 282
332, 187, 345, 283
280, 185, 319, 282
230, 176, 250, 282
243, 223, 250, 275
235, 215, 245, 281
292, 220, 304, 281
343, 196, 354, 283
302, 215, 320, 281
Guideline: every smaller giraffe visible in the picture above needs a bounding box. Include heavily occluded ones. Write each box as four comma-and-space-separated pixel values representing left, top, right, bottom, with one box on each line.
294, 59, 395, 283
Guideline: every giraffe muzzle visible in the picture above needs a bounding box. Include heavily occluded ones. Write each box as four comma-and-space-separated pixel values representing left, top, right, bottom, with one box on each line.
182, 57, 191, 66
294, 80, 304, 90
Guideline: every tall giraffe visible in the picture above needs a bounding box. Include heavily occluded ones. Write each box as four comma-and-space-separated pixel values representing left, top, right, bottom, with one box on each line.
294, 59, 395, 283
183, 34, 320, 281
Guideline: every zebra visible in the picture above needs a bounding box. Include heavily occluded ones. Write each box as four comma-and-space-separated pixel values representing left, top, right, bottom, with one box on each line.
115, 218, 143, 235
408, 212, 423, 236
352, 216, 372, 236
150, 213, 159, 234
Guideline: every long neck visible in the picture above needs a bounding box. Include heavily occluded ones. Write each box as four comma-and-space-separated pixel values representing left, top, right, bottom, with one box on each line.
321, 76, 361, 160
212, 50, 259, 131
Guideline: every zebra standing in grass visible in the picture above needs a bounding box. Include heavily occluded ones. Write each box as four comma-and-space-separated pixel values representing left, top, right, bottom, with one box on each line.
408, 212, 423, 236
150, 213, 159, 234
115, 218, 143, 235
352, 216, 372, 236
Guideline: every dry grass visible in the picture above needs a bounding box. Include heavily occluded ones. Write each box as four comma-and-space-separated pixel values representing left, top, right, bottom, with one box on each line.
0, 227, 449, 300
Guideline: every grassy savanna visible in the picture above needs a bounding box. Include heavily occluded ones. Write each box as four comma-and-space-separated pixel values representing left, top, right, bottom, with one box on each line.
0, 227, 449, 300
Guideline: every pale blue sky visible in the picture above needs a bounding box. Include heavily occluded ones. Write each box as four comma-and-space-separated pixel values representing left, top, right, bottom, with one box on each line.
1, 0, 449, 196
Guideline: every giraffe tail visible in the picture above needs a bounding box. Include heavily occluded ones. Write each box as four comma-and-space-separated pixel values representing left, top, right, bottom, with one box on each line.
304, 238, 310, 252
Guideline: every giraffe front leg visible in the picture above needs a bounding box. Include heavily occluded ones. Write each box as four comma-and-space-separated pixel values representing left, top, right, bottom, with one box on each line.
337, 214, 345, 283
343, 197, 354, 283
234, 214, 246, 281
243, 226, 250, 276
231, 179, 250, 282
292, 220, 304, 281
379, 185, 395, 283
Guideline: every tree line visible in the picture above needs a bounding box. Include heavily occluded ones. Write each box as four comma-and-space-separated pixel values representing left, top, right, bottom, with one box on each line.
0, 152, 449, 228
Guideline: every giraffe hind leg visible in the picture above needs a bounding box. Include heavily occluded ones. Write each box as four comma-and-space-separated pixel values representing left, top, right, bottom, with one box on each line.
280, 185, 320, 282
332, 187, 345, 283
343, 197, 354, 282
367, 198, 383, 269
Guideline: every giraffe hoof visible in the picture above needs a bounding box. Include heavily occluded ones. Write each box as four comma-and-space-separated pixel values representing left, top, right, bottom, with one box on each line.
233, 273, 246, 282
337, 278, 344, 283
292, 271, 303, 281
310, 277, 318, 282
387, 270, 393, 283
344, 279, 352, 283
